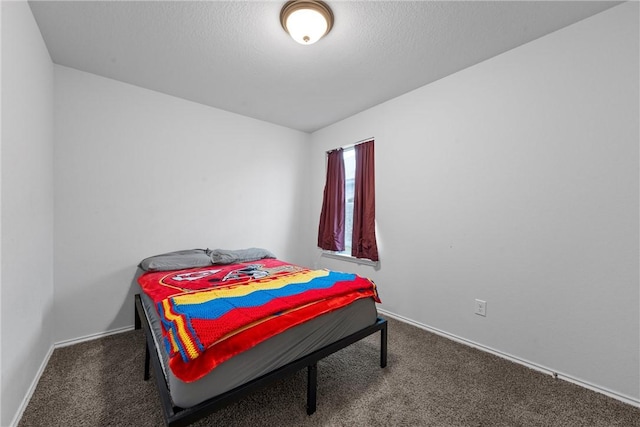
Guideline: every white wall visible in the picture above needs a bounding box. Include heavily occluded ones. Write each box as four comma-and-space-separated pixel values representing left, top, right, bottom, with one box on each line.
1, 1, 55, 426
309, 2, 639, 402
53, 66, 310, 343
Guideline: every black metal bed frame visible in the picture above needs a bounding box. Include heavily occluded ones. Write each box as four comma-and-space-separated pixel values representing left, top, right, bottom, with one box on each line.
134, 294, 388, 427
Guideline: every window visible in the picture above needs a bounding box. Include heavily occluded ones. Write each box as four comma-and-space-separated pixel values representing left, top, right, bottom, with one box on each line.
318, 140, 379, 262
342, 147, 355, 254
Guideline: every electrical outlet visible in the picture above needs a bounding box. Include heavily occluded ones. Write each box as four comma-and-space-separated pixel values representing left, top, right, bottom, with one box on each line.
475, 299, 487, 317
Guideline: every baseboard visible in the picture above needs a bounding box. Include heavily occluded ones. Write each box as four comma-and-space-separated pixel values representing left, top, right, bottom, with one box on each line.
10, 325, 136, 426
54, 325, 134, 348
9, 344, 55, 427
377, 308, 640, 408
10, 313, 639, 427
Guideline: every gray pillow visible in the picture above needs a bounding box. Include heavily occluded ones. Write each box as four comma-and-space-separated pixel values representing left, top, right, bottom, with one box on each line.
207, 248, 276, 265
139, 249, 213, 272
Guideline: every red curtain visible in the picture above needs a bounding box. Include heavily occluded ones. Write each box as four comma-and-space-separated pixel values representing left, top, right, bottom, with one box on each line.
317, 148, 345, 252
352, 141, 379, 261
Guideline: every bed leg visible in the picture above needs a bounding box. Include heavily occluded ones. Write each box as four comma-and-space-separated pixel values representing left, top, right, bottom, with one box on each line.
306, 363, 317, 415
134, 294, 141, 330
144, 341, 151, 381
380, 321, 388, 368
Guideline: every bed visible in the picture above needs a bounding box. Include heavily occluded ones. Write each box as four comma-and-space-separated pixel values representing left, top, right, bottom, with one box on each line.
133, 248, 388, 427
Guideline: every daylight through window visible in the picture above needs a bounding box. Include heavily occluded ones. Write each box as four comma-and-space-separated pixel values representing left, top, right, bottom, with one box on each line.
342, 147, 355, 255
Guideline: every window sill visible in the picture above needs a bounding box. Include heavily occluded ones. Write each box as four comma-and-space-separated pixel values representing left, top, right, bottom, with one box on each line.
321, 251, 379, 267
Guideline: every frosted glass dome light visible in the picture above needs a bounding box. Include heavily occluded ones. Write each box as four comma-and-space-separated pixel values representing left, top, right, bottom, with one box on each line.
280, 1, 333, 45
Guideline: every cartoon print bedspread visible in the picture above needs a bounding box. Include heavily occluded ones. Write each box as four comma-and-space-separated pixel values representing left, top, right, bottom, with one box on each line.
138, 259, 380, 382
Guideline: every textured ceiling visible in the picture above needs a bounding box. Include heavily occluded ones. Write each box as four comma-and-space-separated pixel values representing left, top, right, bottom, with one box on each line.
29, 1, 621, 133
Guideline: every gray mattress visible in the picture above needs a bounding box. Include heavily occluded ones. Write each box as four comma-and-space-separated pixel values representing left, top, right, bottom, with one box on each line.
139, 288, 378, 408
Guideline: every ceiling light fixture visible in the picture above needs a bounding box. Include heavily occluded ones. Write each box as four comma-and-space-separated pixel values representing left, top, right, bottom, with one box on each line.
280, 0, 334, 45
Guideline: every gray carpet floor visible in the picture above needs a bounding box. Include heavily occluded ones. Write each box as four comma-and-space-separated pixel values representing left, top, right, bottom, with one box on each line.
18, 316, 640, 426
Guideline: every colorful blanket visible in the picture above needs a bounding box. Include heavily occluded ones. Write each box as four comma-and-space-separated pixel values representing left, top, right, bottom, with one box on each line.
138, 259, 380, 382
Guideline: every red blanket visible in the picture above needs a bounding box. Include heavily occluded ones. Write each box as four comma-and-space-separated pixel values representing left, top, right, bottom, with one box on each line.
138, 259, 380, 382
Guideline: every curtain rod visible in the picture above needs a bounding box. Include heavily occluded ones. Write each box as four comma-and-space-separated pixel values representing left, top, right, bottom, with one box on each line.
326, 137, 374, 154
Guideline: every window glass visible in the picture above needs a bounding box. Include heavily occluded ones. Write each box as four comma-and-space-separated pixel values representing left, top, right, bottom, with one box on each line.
342, 147, 355, 255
